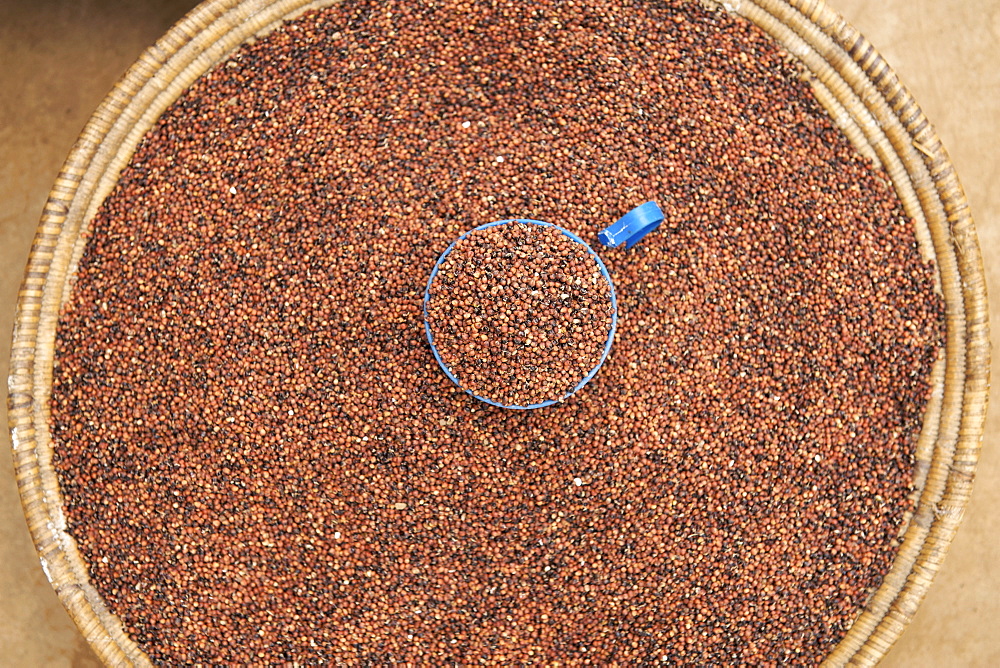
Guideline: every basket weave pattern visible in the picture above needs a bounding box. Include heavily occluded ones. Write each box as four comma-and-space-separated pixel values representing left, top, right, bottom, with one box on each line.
7, 1, 989, 665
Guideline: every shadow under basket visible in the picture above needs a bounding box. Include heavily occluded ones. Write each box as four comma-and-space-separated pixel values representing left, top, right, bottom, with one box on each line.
7, 0, 990, 665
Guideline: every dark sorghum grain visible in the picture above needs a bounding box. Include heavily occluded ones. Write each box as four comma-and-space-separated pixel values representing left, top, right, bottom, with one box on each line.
425, 221, 614, 407
49, 0, 945, 664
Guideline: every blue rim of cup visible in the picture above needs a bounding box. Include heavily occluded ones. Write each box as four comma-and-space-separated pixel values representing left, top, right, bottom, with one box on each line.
423, 218, 618, 410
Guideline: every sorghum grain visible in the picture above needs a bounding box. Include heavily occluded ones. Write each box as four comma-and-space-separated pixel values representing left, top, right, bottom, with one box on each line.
425, 221, 614, 407
49, 0, 945, 664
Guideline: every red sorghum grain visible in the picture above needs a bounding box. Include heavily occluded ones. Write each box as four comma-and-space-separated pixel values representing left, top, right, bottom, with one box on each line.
425, 221, 614, 407
49, 0, 945, 664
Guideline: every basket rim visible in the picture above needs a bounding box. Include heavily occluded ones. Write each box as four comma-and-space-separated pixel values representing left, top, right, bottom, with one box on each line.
6, 0, 990, 666
736, 0, 989, 662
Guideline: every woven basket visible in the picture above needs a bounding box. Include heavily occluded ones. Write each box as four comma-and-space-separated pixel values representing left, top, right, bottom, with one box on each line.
7, 0, 989, 665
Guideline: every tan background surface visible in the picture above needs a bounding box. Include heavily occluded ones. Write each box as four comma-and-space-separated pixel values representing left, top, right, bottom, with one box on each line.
1, 0, 996, 665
